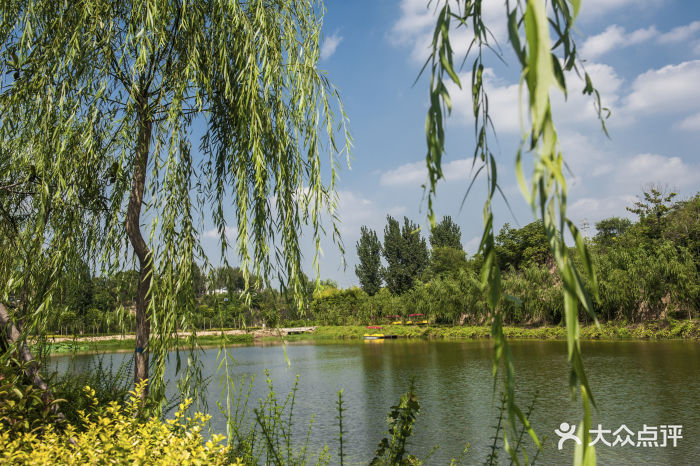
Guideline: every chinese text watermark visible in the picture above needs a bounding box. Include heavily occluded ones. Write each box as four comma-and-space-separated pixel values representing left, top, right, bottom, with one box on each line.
555, 423, 682, 450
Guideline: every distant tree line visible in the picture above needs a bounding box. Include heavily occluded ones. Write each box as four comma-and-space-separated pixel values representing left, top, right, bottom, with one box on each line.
45, 265, 322, 335
320, 189, 699, 326
45, 189, 699, 334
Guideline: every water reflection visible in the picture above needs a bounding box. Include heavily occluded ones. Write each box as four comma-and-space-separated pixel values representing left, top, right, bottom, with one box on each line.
50, 339, 700, 464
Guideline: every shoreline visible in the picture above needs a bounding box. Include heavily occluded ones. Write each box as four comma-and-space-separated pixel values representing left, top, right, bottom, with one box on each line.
43, 319, 700, 354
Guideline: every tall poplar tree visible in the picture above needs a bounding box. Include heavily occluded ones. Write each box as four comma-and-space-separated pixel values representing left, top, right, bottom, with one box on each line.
355, 226, 382, 296
0, 0, 350, 404
382, 216, 428, 295
429, 215, 462, 250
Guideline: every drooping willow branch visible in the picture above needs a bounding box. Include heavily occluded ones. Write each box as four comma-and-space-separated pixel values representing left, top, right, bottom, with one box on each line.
423, 1, 605, 464
0, 0, 351, 411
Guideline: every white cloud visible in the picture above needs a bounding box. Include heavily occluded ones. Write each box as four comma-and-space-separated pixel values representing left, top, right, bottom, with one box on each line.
437, 56, 700, 138
445, 62, 623, 134
387, 205, 408, 218
390, 0, 507, 64
334, 190, 404, 236
578, 0, 663, 20
379, 158, 474, 187
566, 152, 700, 227
623, 60, 700, 115
658, 21, 700, 43
202, 226, 237, 239
379, 160, 425, 187
614, 153, 700, 191
443, 159, 476, 182
558, 131, 614, 177
463, 235, 481, 255
320, 32, 343, 60
552, 62, 625, 127
677, 112, 700, 131
581, 25, 657, 59
444, 68, 523, 133
569, 194, 637, 224
391, 0, 435, 40
580, 21, 700, 60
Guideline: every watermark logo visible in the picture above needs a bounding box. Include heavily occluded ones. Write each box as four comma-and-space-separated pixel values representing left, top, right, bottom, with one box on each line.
555, 423, 682, 450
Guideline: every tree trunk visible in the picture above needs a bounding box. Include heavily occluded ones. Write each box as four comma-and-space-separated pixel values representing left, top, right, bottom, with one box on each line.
125, 92, 153, 403
0, 302, 64, 420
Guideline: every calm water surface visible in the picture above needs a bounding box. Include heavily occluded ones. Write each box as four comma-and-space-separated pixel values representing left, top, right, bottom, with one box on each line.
52, 339, 700, 465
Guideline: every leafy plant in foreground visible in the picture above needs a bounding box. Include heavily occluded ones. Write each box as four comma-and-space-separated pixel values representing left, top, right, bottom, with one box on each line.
336, 389, 347, 466
0, 358, 64, 437
370, 380, 422, 465
0, 381, 232, 465
49, 355, 133, 427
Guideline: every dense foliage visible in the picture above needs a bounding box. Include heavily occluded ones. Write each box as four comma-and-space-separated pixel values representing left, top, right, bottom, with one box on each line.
309, 192, 698, 327
382, 216, 429, 295
37, 191, 698, 333
495, 221, 551, 271
355, 226, 383, 296
0, 0, 350, 404
0, 382, 232, 465
429, 216, 462, 250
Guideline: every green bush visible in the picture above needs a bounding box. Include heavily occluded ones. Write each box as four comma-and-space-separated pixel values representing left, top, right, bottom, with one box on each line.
310, 287, 367, 325
0, 382, 232, 465
50, 356, 133, 427
0, 359, 63, 437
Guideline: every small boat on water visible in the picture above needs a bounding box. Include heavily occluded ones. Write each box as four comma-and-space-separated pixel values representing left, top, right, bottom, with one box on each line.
363, 325, 398, 340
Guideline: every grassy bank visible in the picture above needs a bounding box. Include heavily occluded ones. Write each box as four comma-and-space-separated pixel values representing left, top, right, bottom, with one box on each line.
44, 333, 254, 354
281, 319, 700, 341
44, 320, 699, 354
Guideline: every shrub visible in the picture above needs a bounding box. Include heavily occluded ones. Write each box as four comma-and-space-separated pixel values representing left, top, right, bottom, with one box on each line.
310, 287, 367, 325
50, 355, 133, 427
0, 381, 234, 465
0, 358, 63, 437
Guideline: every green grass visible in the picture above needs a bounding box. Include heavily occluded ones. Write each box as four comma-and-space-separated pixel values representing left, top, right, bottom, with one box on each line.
308, 320, 700, 341
43, 320, 699, 354
42, 339, 136, 354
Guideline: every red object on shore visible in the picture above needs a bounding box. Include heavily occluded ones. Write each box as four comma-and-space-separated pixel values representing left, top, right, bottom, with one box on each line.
366, 326, 383, 329
409, 313, 424, 317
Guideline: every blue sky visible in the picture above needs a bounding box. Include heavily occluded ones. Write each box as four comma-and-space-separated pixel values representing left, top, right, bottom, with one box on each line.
202, 0, 700, 287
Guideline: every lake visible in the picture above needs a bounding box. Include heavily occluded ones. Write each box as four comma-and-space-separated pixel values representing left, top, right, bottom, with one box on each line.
51, 339, 700, 464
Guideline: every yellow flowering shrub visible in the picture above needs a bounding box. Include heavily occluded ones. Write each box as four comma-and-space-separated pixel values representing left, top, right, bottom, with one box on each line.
0, 382, 242, 465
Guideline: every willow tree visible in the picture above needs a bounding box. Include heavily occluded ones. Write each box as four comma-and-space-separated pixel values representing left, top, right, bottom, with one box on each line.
0, 0, 349, 403
423, 1, 603, 464
0, 108, 110, 407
